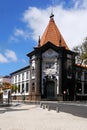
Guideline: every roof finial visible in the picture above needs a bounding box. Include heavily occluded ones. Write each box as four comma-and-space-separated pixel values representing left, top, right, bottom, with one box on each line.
50, 0, 55, 19
50, 13, 54, 19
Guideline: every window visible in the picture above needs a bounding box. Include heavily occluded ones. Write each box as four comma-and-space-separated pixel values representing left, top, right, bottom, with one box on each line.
18, 84, 20, 93
26, 82, 29, 92
84, 72, 87, 80
77, 71, 82, 80
22, 83, 24, 93
15, 84, 17, 93
26, 71, 29, 79
32, 68, 35, 77
84, 83, 87, 94
15, 75, 17, 83
32, 82, 35, 92
76, 82, 82, 94
32, 60, 35, 69
67, 59, 72, 78
18, 74, 20, 81
22, 73, 24, 80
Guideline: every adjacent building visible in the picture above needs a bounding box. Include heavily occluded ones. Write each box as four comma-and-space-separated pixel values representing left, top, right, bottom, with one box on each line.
10, 66, 30, 100
75, 65, 87, 100
10, 14, 87, 101
0, 76, 11, 103
0, 76, 11, 85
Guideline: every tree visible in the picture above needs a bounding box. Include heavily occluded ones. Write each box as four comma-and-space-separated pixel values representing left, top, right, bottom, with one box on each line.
11, 85, 18, 93
0, 82, 18, 103
73, 37, 87, 65
0, 84, 3, 89
2, 82, 11, 90
0, 82, 18, 92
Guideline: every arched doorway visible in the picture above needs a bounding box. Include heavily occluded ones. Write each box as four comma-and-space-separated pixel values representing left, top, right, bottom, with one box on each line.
46, 81, 55, 98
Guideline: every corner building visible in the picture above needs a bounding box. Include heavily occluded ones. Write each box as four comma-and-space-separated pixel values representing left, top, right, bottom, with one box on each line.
27, 15, 76, 101
11, 15, 87, 101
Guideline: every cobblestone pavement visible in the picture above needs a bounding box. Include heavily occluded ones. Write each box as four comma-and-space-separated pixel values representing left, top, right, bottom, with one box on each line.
0, 103, 87, 130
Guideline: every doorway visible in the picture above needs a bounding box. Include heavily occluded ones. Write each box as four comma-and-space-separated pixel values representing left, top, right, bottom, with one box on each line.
46, 81, 55, 98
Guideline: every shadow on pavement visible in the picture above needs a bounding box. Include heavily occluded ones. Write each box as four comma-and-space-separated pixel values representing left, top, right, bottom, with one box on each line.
0, 103, 29, 114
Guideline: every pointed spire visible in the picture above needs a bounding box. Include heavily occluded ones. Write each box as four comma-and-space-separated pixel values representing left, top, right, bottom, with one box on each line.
38, 15, 69, 50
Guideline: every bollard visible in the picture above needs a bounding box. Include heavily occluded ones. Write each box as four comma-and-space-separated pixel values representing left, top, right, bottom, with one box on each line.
56, 107, 59, 113
45, 105, 47, 108
40, 103, 42, 108
47, 105, 50, 111
43, 105, 45, 109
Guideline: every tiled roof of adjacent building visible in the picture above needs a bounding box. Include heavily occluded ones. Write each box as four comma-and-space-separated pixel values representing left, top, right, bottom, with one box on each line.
38, 14, 69, 50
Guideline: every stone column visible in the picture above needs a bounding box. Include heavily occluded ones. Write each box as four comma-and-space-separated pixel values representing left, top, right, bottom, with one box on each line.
35, 56, 41, 99
59, 58, 62, 93
58, 55, 63, 100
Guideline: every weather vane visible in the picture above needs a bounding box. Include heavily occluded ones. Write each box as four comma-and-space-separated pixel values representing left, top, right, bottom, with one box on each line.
50, 0, 55, 18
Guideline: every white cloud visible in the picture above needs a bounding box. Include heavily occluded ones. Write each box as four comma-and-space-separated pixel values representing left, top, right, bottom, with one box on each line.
9, 36, 19, 43
22, 2, 87, 49
14, 28, 29, 39
73, 0, 87, 9
5, 49, 18, 62
9, 28, 31, 43
22, 7, 50, 41
0, 53, 8, 63
0, 49, 18, 63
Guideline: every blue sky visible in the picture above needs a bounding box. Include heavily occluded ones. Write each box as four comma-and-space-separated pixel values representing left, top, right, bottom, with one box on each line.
0, 0, 87, 76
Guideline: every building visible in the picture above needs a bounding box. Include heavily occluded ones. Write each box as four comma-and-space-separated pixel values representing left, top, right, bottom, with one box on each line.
10, 14, 87, 101
0, 76, 11, 84
0, 76, 11, 103
10, 66, 30, 100
75, 64, 87, 100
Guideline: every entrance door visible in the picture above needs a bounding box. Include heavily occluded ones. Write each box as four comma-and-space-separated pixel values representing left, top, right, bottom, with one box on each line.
46, 81, 55, 98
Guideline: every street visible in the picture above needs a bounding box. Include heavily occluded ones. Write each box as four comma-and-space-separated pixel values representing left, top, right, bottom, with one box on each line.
40, 101, 87, 118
